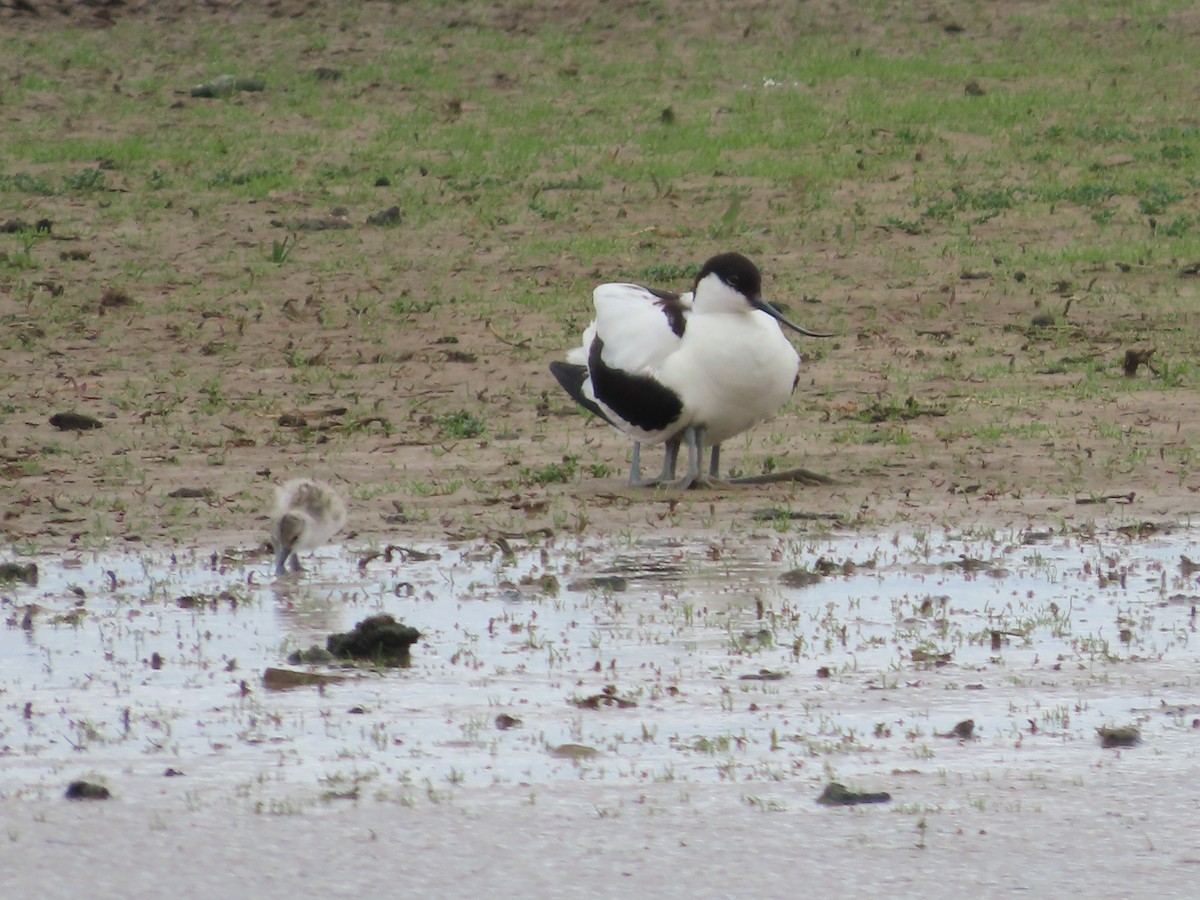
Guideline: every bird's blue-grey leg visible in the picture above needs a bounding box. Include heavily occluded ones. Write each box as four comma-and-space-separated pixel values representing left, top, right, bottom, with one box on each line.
274, 545, 290, 577
675, 426, 707, 489
630, 437, 681, 487
709, 444, 721, 479
659, 437, 681, 483
288, 553, 301, 574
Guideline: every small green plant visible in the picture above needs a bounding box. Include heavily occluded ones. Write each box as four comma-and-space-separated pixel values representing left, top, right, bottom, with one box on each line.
521, 455, 579, 485
1137, 182, 1182, 216
268, 234, 298, 264
390, 298, 436, 316
0, 172, 55, 194
0, 229, 43, 270
1158, 214, 1193, 237
62, 168, 106, 192
711, 192, 744, 238
437, 410, 486, 439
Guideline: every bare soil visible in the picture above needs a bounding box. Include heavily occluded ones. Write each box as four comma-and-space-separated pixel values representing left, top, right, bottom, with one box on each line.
2, 0, 1198, 563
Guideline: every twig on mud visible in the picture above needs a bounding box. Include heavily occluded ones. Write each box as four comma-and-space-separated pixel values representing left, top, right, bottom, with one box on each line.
372, 438, 440, 451
749, 508, 845, 522
392, 388, 455, 399
496, 527, 555, 540
590, 493, 635, 508
1075, 492, 1136, 505
729, 467, 839, 486
485, 320, 531, 348
357, 544, 439, 571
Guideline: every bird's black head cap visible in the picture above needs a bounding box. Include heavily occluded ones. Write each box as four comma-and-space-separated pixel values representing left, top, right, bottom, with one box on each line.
695, 252, 762, 299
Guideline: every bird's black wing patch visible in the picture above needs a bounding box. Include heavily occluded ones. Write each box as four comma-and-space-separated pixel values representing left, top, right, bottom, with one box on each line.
588, 337, 684, 433
646, 287, 687, 338
548, 361, 615, 426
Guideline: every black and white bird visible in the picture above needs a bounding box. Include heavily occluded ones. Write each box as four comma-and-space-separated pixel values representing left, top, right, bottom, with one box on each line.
551, 252, 832, 488
270, 479, 347, 576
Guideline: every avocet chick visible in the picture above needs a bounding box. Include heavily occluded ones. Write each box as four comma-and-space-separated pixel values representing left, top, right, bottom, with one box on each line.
270, 479, 347, 576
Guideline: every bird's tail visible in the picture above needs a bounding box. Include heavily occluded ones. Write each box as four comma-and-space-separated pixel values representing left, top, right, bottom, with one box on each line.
549, 361, 614, 426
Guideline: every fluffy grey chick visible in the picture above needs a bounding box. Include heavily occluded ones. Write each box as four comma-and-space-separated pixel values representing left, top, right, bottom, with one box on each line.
270, 479, 347, 576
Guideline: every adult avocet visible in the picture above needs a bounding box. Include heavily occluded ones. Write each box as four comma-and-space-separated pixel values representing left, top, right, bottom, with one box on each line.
550, 252, 833, 488
270, 478, 347, 576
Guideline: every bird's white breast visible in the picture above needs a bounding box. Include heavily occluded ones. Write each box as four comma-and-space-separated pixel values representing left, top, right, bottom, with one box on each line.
659, 310, 799, 445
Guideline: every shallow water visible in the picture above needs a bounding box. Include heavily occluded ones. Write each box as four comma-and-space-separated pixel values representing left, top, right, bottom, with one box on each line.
3, 525, 1198, 806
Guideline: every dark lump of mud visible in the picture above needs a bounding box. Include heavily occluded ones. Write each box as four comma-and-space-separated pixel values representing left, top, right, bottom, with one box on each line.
1097, 724, 1141, 748
65, 780, 111, 801
327, 614, 420, 666
49, 411, 103, 431
262, 666, 345, 691
816, 782, 892, 807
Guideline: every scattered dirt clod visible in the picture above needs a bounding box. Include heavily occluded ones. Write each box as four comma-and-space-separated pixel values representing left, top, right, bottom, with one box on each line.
1097, 725, 1141, 748
571, 685, 637, 709
49, 412, 103, 431
262, 667, 347, 691
1122, 347, 1156, 378
566, 575, 628, 592
99, 287, 133, 313
549, 743, 599, 760
938, 719, 975, 739
0, 562, 38, 585
780, 568, 823, 588
167, 487, 212, 499
65, 780, 111, 801
366, 205, 401, 226
327, 614, 421, 666
817, 782, 891, 806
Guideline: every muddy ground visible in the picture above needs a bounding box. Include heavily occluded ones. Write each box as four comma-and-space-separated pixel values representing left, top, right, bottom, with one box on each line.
2, 1, 1198, 563
3, 6, 1200, 897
